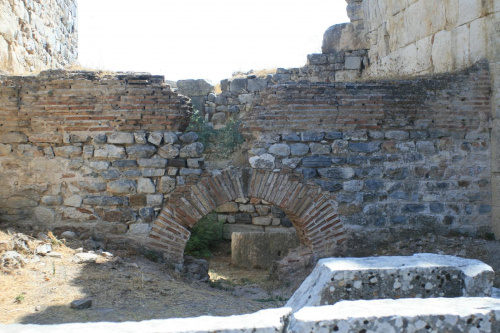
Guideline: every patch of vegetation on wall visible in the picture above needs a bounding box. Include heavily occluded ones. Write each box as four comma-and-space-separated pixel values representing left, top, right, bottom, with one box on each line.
186, 111, 244, 160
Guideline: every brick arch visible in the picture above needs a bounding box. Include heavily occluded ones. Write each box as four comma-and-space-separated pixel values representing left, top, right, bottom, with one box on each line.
147, 169, 346, 263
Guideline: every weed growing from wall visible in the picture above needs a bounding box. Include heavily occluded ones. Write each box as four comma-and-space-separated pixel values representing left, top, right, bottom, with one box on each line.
184, 213, 224, 258
186, 111, 244, 160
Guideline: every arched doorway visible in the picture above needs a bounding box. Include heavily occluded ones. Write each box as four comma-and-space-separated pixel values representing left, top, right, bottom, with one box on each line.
147, 168, 346, 263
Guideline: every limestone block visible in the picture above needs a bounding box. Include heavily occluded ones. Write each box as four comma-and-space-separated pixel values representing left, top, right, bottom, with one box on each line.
147, 131, 163, 146
53, 146, 82, 158
453, 24, 471, 69
163, 132, 179, 144
286, 254, 494, 311
238, 94, 253, 104
107, 180, 137, 194
458, 0, 483, 26
0, 143, 12, 156
282, 158, 301, 169
41, 196, 63, 205
179, 142, 204, 158
128, 223, 151, 235
432, 30, 453, 72
249, 154, 275, 169
470, 17, 488, 63
0, 132, 28, 143
34, 207, 56, 224
252, 217, 272, 226
290, 298, 500, 333
94, 145, 126, 159
231, 231, 300, 269
108, 132, 134, 144
301, 131, 325, 142
269, 143, 291, 157
125, 145, 156, 158
222, 224, 264, 240
322, 23, 368, 53
137, 158, 167, 168
138, 178, 156, 194
147, 194, 163, 206
176, 79, 213, 96
309, 143, 331, 155
179, 168, 202, 176
345, 56, 362, 70
216, 202, 239, 213
239, 204, 255, 213
6, 196, 38, 208
89, 161, 110, 170
134, 132, 147, 144
28, 133, 62, 143
160, 176, 176, 194
157, 144, 179, 159
64, 195, 82, 207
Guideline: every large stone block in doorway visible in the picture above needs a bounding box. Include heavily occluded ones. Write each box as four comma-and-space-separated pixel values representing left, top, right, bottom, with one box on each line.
231, 231, 300, 270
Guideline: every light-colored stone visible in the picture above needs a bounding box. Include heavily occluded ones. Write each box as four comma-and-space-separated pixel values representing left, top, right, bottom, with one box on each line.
108, 132, 134, 144
249, 154, 275, 169
64, 195, 82, 207
138, 178, 156, 194
216, 202, 239, 213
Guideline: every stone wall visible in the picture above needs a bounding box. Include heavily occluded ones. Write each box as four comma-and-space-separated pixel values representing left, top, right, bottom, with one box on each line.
0, 0, 77, 74
0, 70, 194, 244
242, 63, 492, 236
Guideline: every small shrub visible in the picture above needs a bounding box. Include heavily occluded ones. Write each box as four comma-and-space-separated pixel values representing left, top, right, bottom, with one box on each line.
144, 250, 162, 263
184, 213, 224, 258
186, 110, 244, 160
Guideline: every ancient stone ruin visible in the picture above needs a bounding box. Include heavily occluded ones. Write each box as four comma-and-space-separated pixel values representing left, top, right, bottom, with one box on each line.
1, 0, 500, 331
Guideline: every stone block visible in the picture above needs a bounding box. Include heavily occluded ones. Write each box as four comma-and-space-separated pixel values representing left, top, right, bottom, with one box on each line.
179, 142, 204, 158
163, 132, 179, 144
216, 202, 239, 213
138, 158, 167, 168
231, 231, 300, 269
239, 204, 255, 213
301, 156, 331, 168
290, 143, 309, 156
112, 160, 138, 168
0, 132, 28, 143
160, 176, 176, 194
348, 141, 381, 153
108, 132, 134, 144
54, 146, 82, 158
252, 217, 272, 226
290, 298, 500, 333
94, 145, 126, 159
41, 196, 63, 206
318, 167, 355, 180
286, 254, 494, 311
134, 132, 147, 144
147, 131, 164, 146
0, 143, 13, 156
385, 130, 409, 140
179, 132, 198, 143
158, 145, 179, 158
64, 195, 82, 207
138, 178, 156, 194
128, 223, 151, 235
344, 56, 362, 70
309, 143, 331, 155
222, 224, 264, 240
282, 158, 301, 169
230, 78, 247, 93
126, 145, 157, 158
107, 180, 137, 194
34, 207, 55, 224
90, 161, 110, 170
301, 131, 325, 142
129, 194, 147, 206
249, 154, 275, 169
176, 79, 213, 96
247, 78, 268, 92
269, 143, 291, 157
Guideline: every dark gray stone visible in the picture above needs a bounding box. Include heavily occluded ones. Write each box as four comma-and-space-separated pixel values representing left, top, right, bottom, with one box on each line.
430, 203, 445, 213
283, 134, 301, 142
126, 145, 157, 158
315, 180, 343, 192
325, 132, 343, 140
302, 168, 317, 179
301, 131, 325, 142
331, 157, 347, 164
71, 298, 92, 310
271, 206, 285, 218
122, 170, 142, 178
112, 160, 138, 168
388, 191, 408, 200
101, 169, 120, 180
402, 204, 426, 213
247, 78, 268, 92
479, 205, 491, 214
410, 131, 430, 139
234, 213, 252, 224
169, 159, 187, 168
365, 179, 384, 190
385, 131, 409, 140
302, 156, 331, 168
230, 78, 247, 93
347, 155, 368, 165
348, 141, 381, 153
139, 207, 156, 222
179, 142, 204, 158
290, 143, 310, 156
391, 216, 408, 224
429, 130, 451, 138
83, 196, 125, 206
281, 217, 293, 227
93, 134, 107, 144
179, 132, 199, 143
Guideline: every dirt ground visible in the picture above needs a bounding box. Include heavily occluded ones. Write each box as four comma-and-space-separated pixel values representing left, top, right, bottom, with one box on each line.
1, 229, 500, 325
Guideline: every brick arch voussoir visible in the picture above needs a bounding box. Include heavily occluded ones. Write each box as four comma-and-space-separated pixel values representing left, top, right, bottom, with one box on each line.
147, 168, 346, 263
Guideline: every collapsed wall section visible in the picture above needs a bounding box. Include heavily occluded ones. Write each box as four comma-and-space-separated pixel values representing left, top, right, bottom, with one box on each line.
242, 63, 492, 236
0, 0, 78, 74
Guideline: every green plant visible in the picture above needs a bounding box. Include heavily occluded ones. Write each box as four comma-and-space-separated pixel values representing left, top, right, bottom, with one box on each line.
184, 213, 224, 258
14, 294, 24, 303
186, 110, 244, 160
144, 249, 162, 263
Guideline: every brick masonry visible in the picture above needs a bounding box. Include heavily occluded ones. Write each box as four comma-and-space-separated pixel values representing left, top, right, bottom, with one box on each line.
148, 169, 345, 263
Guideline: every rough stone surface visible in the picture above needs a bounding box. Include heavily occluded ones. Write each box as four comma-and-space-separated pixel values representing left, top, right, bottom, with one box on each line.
249, 154, 275, 169
231, 232, 301, 269
286, 254, 494, 312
